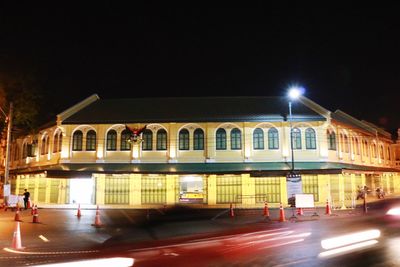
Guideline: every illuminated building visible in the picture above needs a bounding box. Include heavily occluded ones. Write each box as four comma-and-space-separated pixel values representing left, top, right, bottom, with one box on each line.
8, 94, 400, 208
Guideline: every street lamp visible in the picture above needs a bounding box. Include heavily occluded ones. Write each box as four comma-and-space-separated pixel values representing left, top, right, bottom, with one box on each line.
286, 86, 304, 214
287, 86, 303, 171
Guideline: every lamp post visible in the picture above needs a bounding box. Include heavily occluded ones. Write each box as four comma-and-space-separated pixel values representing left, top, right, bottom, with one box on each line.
288, 87, 302, 171
286, 87, 303, 218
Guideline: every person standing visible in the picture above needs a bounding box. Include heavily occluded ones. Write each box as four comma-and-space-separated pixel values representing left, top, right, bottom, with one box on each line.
23, 189, 30, 209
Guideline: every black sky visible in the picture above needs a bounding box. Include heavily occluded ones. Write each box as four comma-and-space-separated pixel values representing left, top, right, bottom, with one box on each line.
1, 2, 400, 134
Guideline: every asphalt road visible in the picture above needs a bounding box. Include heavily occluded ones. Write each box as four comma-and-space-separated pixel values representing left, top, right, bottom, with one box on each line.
0, 199, 398, 267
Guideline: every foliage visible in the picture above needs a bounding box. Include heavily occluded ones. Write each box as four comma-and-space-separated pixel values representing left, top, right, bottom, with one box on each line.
0, 72, 42, 135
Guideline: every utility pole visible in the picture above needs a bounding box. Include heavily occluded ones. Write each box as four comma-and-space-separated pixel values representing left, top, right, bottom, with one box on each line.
4, 102, 13, 187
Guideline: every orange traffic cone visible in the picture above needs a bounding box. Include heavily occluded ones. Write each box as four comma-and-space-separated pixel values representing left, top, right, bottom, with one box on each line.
263, 202, 270, 218
14, 208, 21, 222
31, 203, 35, 215
92, 205, 102, 227
76, 204, 81, 218
279, 203, 286, 222
229, 203, 235, 218
32, 205, 39, 223
297, 208, 304, 216
325, 200, 332, 215
11, 222, 23, 250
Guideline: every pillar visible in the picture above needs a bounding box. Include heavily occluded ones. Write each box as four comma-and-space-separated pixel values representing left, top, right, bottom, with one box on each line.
317, 174, 330, 205
207, 175, 217, 205
166, 175, 178, 205
45, 179, 51, 203
129, 174, 142, 205
95, 174, 106, 205
241, 173, 255, 205
338, 174, 346, 209
279, 176, 288, 206
34, 175, 39, 203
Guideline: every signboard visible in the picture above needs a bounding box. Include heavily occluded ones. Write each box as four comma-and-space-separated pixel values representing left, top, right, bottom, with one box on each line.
286, 173, 302, 206
3, 184, 10, 197
295, 194, 315, 208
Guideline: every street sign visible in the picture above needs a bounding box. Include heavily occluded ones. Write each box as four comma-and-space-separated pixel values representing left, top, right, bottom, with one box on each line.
286, 172, 302, 206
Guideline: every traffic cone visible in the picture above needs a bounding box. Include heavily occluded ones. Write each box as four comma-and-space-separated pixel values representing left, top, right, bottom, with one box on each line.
279, 203, 286, 222
14, 208, 21, 222
32, 205, 39, 223
92, 205, 102, 227
229, 203, 235, 218
325, 200, 332, 215
31, 203, 35, 215
263, 202, 270, 218
76, 204, 81, 218
11, 222, 23, 250
297, 208, 304, 216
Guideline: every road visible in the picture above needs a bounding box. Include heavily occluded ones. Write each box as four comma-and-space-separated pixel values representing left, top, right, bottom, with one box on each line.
0, 199, 398, 266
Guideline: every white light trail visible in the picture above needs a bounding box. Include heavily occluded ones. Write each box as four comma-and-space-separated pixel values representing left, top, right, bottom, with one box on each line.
31, 257, 134, 267
318, 240, 378, 258
321, 229, 380, 250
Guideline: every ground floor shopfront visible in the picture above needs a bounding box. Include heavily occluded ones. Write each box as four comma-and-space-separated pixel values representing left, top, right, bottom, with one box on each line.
11, 171, 400, 208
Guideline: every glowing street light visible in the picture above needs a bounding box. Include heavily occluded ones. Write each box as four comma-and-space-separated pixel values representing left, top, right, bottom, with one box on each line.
287, 86, 304, 171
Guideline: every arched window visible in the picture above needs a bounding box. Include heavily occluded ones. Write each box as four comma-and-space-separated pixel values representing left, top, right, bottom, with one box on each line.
291, 128, 301, 149
363, 140, 369, 156
216, 128, 226, 150
46, 136, 50, 154
86, 130, 96, 151
327, 130, 336, 150
372, 143, 377, 158
268, 128, 279, 149
53, 132, 63, 153
179, 129, 190, 150
53, 133, 59, 153
193, 128, 204, 150
72, 130, 83, 151
106, 130, 117, 151
253, 128, 264, 150
120, 129, 132, 151
380, 145, 384, 159
41, 135, 48, 155
388, 147, 391, 160
231, 128, 242, 150
142, 129, 153, 151
58, 132, 63, 153
305, 128, 316, 149
157, 129, 167, 150
22, 143, 28, 159
354, 138, 360, 155
343, 135, 349, 153
14, 144, 19, 161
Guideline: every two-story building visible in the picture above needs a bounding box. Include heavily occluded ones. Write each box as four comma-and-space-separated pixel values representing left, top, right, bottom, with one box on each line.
8, 94, 400, 208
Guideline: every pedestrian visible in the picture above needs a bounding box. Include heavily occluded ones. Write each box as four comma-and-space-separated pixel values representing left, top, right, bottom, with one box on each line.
23, 189, 30, 210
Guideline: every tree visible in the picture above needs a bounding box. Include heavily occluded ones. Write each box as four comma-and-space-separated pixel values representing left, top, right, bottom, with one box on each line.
0, 72, 42, 135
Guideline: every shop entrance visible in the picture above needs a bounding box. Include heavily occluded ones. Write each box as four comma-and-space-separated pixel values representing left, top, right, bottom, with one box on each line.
179, 176, 204, 203
69, 178, 94, 204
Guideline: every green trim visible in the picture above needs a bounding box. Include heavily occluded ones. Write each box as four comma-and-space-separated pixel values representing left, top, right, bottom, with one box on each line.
11, 162, 399, 178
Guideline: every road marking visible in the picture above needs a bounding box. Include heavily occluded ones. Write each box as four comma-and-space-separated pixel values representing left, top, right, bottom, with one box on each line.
39, 235, 49, 242
3, 248, 99, 255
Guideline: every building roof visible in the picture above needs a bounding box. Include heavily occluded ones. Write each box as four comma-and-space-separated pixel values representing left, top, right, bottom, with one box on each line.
332, 110, 392, 139
11, 162, 399, 178
61, 96, 326, 124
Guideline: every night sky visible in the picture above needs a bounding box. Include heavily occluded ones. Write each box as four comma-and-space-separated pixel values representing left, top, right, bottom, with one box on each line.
1, 3, 400, 135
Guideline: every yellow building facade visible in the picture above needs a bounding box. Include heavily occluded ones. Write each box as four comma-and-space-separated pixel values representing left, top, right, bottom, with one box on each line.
9, 94, 400, 208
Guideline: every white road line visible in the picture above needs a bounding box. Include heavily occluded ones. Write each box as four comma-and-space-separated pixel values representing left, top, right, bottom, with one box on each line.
39, 235, 49, 242
3, 248, 99, 255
